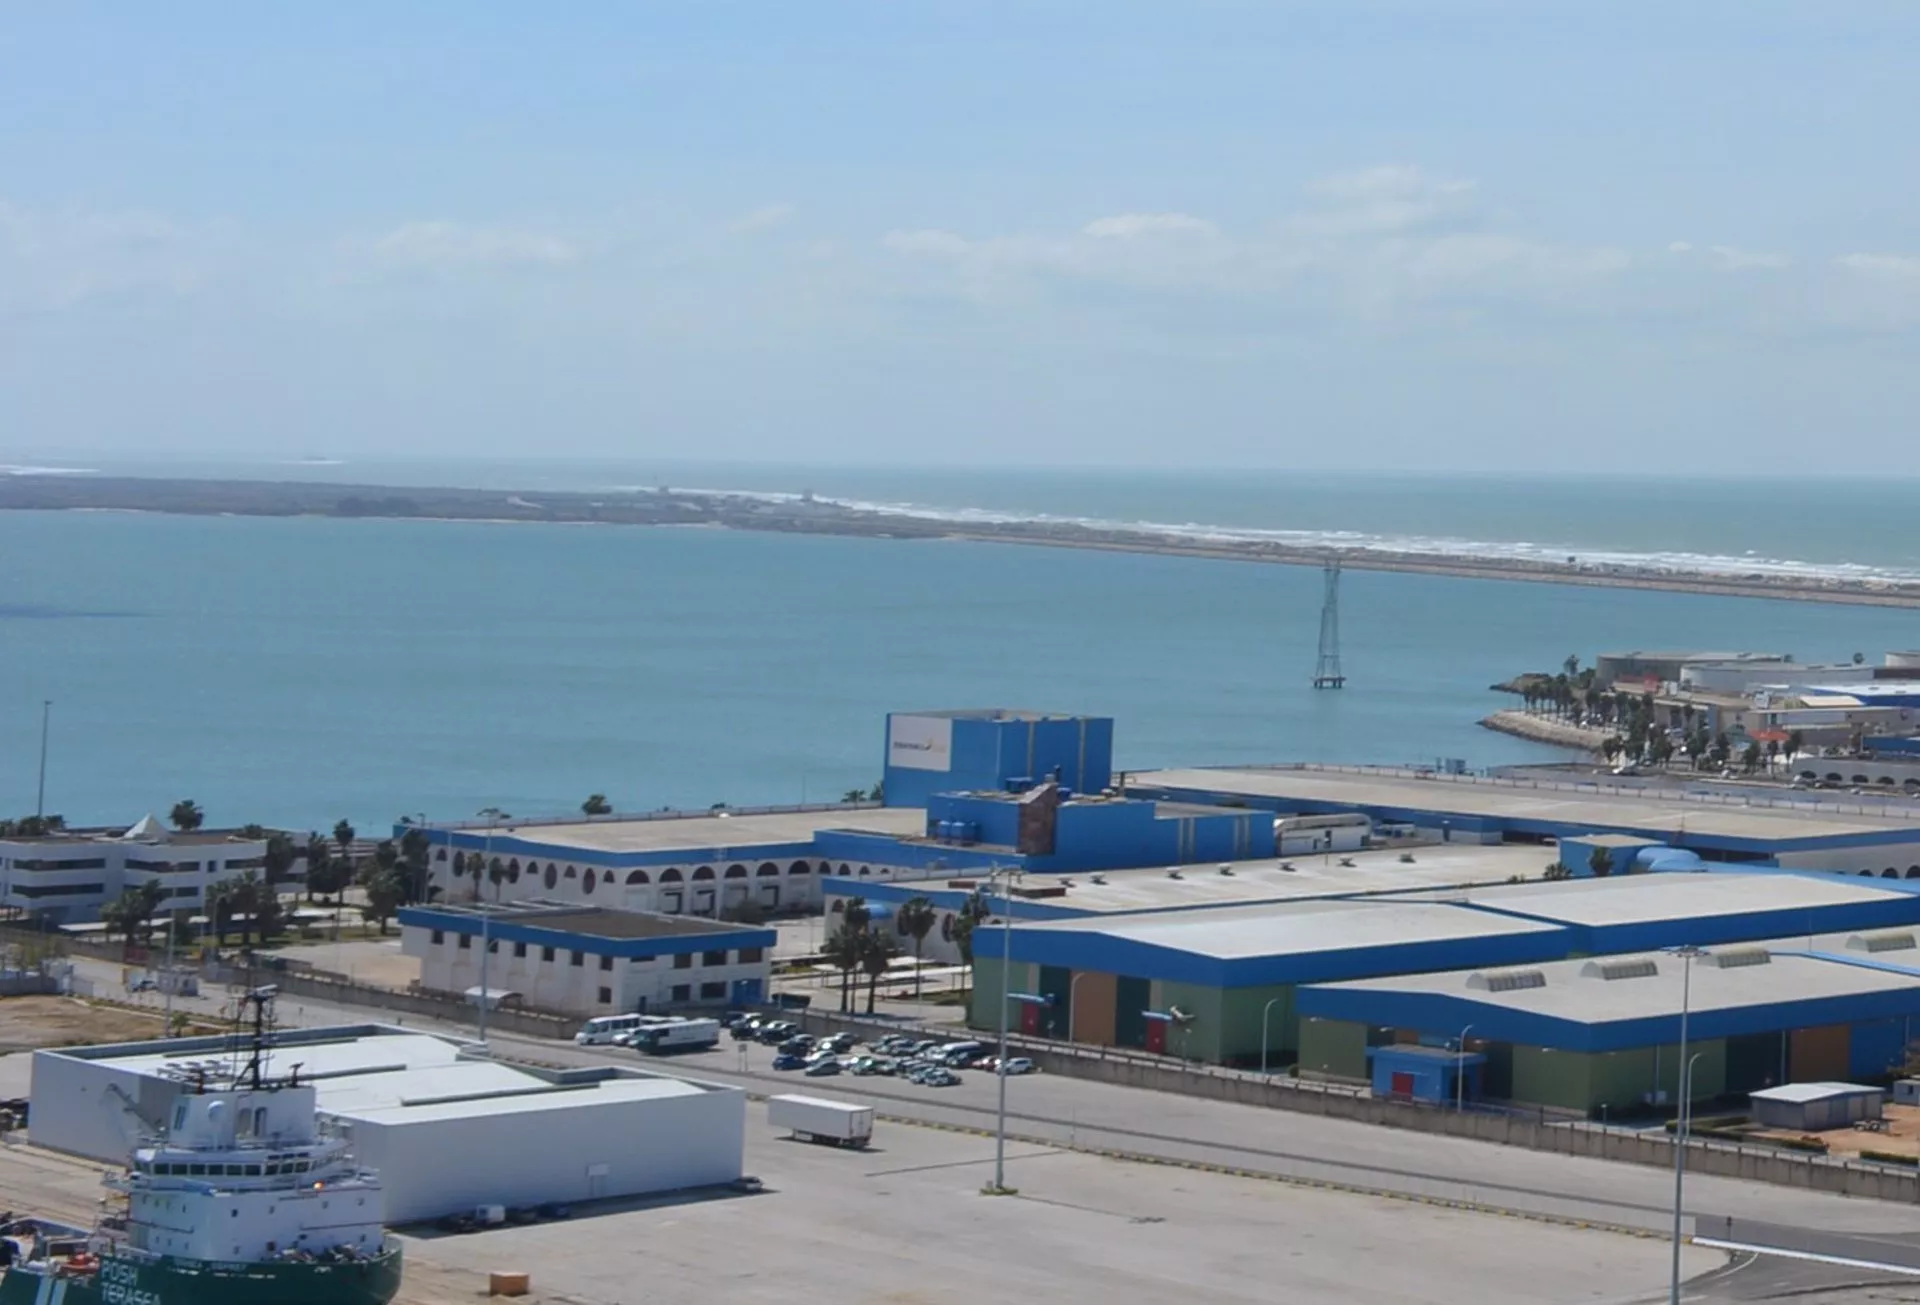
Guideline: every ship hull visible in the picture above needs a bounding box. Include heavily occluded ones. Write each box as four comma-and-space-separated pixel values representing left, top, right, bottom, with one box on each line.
0, 1245, 402, 1305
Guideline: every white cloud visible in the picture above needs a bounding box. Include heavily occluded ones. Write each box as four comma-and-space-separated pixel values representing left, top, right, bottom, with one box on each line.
883, 228, 975, 257
1839, 252, 1920, 281
370, 221, 577, 270
1083, 213, 1216, 240
1707, 244, 1787, 271
1667, 241, 1694, 253
729, 204, 795, 232
1299, 165, 1478, 235
0, 198, 236, 308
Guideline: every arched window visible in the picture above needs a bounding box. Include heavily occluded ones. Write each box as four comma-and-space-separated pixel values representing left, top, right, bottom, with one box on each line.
544, 863, 558, 889
858, 866, 871, 877
1860, 869, 1877, 877
757, 862, 779, 877
1906, 867, 1920, 879
564, 865, 578, 879
693, 866, 715, 881
434, 848, 448, 862
941, 913, 954, 941
725, 864, 747, 879
507, 862, 521, 884
660, 867, 683, 883
583, 870, 596, 894
1885, 868, 1901, 878
626, 870, 650, 885
838, 863, 851, 877
789, 860, 811, 876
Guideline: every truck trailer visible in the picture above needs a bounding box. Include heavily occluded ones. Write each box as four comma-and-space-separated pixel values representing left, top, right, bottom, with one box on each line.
632, 1018, 721, 1054
767, 1094, 873, 1148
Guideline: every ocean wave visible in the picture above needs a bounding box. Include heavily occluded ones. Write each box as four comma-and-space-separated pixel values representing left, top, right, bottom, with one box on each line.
1, 463, 98, 477
672, 487, 1920, 585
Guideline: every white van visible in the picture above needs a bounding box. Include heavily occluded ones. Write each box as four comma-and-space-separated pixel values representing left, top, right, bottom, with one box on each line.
575, 1013, 647, 1046
935, 1041, 987, 1066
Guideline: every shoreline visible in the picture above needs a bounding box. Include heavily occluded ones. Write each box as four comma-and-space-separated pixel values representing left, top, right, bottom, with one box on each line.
7, 473, 1920, 609
1478, 710, 1608, 755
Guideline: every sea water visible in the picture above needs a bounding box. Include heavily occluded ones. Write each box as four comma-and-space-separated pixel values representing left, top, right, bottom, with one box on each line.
3, 465, 1918, 832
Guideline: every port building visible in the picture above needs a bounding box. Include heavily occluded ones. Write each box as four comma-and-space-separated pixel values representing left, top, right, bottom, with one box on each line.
0, 817, 285, 927
1294, 938, 1920, 1114
28, 1024, 745, 1222
398, 900, 775, 1015
969, 870, 1920, 1069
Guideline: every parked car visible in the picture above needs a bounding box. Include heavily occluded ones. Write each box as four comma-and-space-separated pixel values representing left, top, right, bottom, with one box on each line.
849, 1056, 881, 1076
771, 1053, 806, 1071
918, 1067, 960, 1087
820, 1032, 859, 1053
804, 1058, 842, 1078
730, 1021, 760, 1042
778, 1035, 815, 1056
999, 1057, 1035, 1076
758, 1021, 800, 1044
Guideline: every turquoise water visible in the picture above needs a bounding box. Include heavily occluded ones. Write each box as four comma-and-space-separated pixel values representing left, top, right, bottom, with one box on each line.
5, 496, 1920, 833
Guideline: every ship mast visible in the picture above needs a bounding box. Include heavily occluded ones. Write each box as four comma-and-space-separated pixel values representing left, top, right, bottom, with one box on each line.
232, 984, 279, 1091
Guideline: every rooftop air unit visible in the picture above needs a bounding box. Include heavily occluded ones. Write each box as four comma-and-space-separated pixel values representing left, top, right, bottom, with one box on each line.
1581, 957, 1661, 981
1469, 968, 1547, 993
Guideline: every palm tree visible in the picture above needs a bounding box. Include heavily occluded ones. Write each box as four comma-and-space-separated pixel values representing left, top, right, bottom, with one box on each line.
822, 922, 864, 1013
205, 880, 235, 948
488, 856, 509, 900
581, 794, 612, 816
951, 890, 989, 967
169, 800, 204, 833
333, 820, 356, 856
263, 833, 295, 892
357, 863, 405, 935
859, 929, 902, 1015
227, 871, 265, 947
1587, 846, 1615, 878
1786, 730, 1805, 764
841, 789, 867, 804
842, 896, 871, 936
398, 827, 431, 903
897, 895, 938, 1000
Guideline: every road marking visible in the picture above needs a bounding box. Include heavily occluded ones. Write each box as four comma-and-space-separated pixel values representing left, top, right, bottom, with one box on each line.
1691, 1238, 1920, 1277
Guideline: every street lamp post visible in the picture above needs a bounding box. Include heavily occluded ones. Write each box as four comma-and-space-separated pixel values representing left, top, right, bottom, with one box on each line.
35, 700, 51, 822
991, 867, 1020, 1194
475, 808, 510, 1048
1067, 972, 1089, 1044
1667, 945, 1706, 1305
1455, 1023, 1475, 1112
1261, 997, 1286, 1076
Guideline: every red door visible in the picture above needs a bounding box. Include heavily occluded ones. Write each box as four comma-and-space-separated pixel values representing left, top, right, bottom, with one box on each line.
1019, 1002, 1042, 1036
1144, 1020, 1168, 1054
1390, 1072, 1415, 1099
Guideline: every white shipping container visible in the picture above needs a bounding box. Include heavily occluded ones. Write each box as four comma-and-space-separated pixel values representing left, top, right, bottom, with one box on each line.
768, 1094, 873, 1148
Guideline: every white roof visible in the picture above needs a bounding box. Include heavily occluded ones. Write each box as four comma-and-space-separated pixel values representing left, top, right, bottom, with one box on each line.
122, 814, 166, 840
1017, 899, 1562, 960
1312, 945, 1920, 1023
1751, 1081, 1885, 1104
338, 1075, 704, 1124
469, 807, 927, 855
1393, 872, 1912, 927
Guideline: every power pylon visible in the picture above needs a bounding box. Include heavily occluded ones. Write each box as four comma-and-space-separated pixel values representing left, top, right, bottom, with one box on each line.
1312, 556, 1346, 689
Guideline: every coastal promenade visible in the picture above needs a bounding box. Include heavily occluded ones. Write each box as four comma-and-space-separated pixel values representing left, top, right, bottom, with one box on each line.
7, 474, 1920, 610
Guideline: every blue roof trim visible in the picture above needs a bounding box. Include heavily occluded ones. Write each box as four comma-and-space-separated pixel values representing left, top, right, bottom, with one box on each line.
396, 906, 775, 958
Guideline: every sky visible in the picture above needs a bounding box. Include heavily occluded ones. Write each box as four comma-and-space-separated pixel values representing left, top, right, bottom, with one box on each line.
3, 2, 1918, 473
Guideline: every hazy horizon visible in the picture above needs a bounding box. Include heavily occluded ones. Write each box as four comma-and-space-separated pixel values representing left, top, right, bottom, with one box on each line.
5, 4, 1918, 473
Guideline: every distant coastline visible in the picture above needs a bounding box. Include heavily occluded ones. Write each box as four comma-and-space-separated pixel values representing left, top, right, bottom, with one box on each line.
7, 473, 1920, 609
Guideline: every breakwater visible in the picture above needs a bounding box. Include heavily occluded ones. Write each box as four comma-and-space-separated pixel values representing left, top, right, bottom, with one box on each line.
8, 474, 1920, 608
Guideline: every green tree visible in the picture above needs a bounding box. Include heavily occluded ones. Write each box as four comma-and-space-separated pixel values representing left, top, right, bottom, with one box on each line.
841, 789, 867, 804
951, 891, 989, 967
581, 794, 612, 816
859, 928, 902, 1015
897, 895, 939, 1000
488, 856, 509, 900
226, 870, 266, 947
867, 781, 884, 803
1741, 741, 1763, 774
841, 896, 871, 936
332, 819, 356, 856
169, 800, 204, 833
358, 862, 405, 936
238, 823, 269, 840
398, 827, 432, 904
1563, 654, 1580, 680
1786, 730, 1805, 763
102, 880, 163, 944
263, 833, 296, 890
822, 921, 864, 1013
306, 841, 354, 906
1587, 846, 1615, 878
205, 880, 236, 948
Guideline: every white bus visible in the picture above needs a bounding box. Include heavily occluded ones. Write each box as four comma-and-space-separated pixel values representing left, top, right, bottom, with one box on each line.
575, 1013, 650, 1046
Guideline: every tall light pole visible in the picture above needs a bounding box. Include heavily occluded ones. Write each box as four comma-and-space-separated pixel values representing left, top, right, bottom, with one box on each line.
991, 866, 1020, 1194
1668, 944, 1706, 1305
475, 808, 509, 1048
1455, 1023, 1475, 1112
1067, 972, 1089, 1044
1261, 996, 1286, 1076
35, 700, 51, 821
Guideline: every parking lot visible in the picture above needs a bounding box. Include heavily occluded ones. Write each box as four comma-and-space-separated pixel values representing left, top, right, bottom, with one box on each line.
408, 1107, 1718, 1305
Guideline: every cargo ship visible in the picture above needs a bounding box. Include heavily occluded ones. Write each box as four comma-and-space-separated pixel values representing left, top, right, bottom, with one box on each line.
0, 987, 401, 1305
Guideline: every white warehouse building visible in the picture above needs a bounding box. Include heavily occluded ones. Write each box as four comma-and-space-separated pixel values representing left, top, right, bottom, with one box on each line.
0, 816, 285, 926
28, 1024, 746, 1223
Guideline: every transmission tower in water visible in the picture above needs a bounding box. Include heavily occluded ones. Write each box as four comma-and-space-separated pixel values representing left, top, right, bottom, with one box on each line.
1311, 556, 1346, 689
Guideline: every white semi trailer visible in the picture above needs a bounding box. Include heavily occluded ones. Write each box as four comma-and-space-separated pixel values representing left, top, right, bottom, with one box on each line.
767, 1094, 873, 1148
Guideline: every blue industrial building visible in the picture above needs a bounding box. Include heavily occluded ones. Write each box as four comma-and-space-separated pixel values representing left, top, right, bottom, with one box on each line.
1297, 940, 1920, 1113
881, 710, 1114, 810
